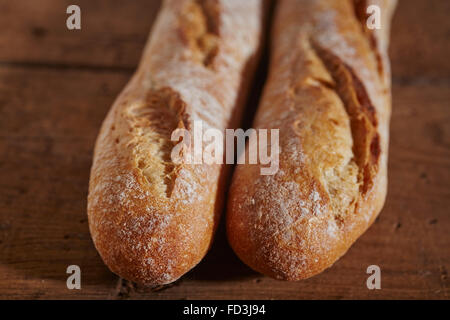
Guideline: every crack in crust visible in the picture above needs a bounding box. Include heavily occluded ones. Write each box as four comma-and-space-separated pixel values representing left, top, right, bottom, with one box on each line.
123, 88, 189, 198
180, 0, 221, 68
311, 40, 380, 194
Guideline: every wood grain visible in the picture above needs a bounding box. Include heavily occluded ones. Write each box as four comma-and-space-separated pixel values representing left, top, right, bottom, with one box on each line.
0, 0, 448, 299
0, 0, 161, 68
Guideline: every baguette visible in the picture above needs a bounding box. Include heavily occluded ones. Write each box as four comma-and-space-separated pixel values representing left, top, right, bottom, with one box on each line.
227, 0, 397, 280
88, 0, 266, 285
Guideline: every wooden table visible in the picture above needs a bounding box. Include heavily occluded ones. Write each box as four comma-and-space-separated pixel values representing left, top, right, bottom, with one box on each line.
0, 0, 448, 300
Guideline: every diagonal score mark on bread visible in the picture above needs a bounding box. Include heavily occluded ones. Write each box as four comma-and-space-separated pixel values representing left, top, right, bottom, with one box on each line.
258, 34, 382, 243
180, 0, 220, 68
123, 88, 189, 198
115, 0, 222, 199
311, 40, 380, 195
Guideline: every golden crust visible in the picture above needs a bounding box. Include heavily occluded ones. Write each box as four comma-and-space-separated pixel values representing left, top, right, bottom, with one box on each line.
227, 0, 397, 280
88, 0, 266, 285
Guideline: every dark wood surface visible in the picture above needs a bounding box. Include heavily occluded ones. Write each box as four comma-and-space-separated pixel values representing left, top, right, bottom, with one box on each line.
0, 0, 448, 300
